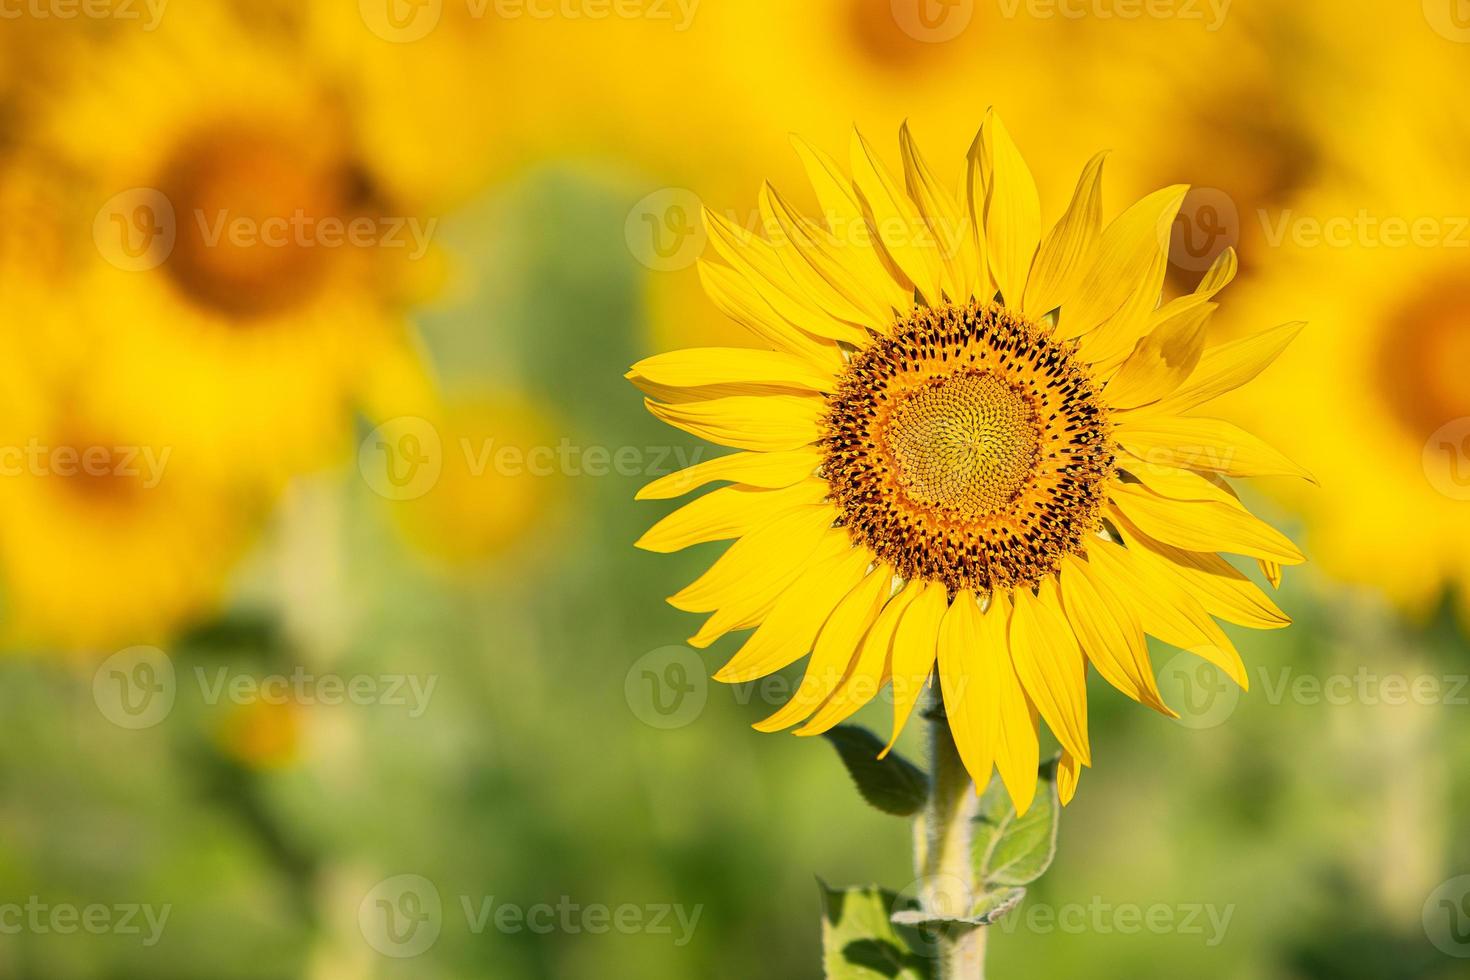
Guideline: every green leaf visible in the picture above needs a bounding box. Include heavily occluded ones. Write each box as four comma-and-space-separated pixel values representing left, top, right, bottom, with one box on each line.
820, 882, 934, 980
889, 886, 1025, 929
972, 757, 1060, 887
822, 726, 929, 818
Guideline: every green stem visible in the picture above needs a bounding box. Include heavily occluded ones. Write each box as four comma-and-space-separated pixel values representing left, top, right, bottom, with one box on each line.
921, 689, 986, 979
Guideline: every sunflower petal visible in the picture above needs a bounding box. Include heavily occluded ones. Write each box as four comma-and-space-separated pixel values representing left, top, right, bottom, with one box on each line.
1024, 151, 1105, 319
1105, 301, 1214, 409
754, 563, 893, 732
1149, 321, 1306, 415
1008, 582, 1091, 766
629, 348, 836, 394
698, 259, 840, 366
980, 592, 1041, 815
900, 121, 976, 301
1109, 483, 1305, 565
645, 394, 824, 453
1059, 554, 1175, 716
1062, 184, 1187, 342
688, 524, 851, 648
797, 578, 919, 736
635, 479, 828, 553
637, 447, 823, 501
979, 111, 1041, 306
670, 503, 837, 612
937, 590, 996, 791
1087, 539, 1248, 689
714, 546, 871, 683
850, 128, 944, 301
1115, 415, 1314, 482
1058, 751, 1082, 806
1112, 520, 1290, 629
882, 580, 947, 755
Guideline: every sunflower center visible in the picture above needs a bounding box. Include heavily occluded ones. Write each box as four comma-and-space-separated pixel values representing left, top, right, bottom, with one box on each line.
885, 372, 1041, 515
1379, 275, 1470, 438
159, 127, 371, 320
824, 302, 1114, 594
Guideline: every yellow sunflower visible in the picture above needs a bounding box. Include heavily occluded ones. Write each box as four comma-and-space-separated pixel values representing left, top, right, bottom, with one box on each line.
1215, 44, 1470, 626
23, 3, 435, 484
0, 314, 267, 652
632, 116, 1305, 811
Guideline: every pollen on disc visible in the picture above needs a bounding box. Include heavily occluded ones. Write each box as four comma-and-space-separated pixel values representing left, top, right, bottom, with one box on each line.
822, 301, 1114, 595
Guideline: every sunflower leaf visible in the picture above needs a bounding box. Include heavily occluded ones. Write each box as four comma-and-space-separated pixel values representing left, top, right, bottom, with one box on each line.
822, 725, 930, 817
890, 886, 1026, 928
819, 882, 934, 980
972, 758, 1060, 886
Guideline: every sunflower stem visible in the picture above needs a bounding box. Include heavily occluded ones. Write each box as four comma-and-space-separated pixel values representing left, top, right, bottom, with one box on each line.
921, 688, 986, 979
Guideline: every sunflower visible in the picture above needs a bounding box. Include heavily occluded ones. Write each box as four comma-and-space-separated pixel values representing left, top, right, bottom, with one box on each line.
22, 3, 435, 484
1215, 45, 1470, 626
632, 116, 1305, 811
0, 315, 266, 652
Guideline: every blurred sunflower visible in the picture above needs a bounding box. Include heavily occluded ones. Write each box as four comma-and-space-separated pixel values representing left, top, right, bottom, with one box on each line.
1218, 44, 1470, 626
0, 323, 264, 652
633, 117, 1305, 812
386, 392, 565, 568
25, 4, 436, 485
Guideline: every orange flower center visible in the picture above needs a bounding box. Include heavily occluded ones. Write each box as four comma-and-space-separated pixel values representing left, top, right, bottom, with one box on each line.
823, 302, 1114, 594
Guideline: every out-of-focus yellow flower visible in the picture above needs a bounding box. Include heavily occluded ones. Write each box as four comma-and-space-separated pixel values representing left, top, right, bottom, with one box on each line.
386, 392, 564, 567
0, 334, 266, 652
17, 3, 436, 485
217, 697, 302, 770
1218, 38, 1470, 626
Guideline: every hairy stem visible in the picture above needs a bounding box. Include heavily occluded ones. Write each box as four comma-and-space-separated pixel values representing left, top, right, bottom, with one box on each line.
921, 690, 986, 979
